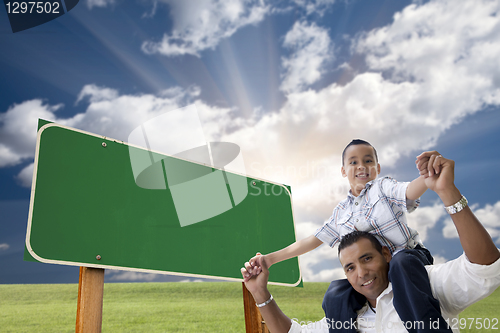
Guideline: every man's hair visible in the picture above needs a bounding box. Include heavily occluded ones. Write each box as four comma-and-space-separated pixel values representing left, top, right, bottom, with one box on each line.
342, 139, 378, 166
338, 231, 383, 256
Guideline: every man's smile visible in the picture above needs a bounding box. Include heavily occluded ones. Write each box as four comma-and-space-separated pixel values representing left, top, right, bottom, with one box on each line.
362, 278, 375, 286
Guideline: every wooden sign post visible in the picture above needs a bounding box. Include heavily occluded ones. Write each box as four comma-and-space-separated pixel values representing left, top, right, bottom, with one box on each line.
242, 283, 270, 333
75, 267, 105, 333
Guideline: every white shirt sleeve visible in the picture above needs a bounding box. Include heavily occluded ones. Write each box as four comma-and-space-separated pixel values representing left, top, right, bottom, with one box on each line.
427, 251, 500, 316
378, 177, 419, 213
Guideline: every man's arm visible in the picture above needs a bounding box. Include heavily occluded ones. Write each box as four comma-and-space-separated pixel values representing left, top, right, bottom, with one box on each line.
241, 257, 293, 333
417, 151, 500, 265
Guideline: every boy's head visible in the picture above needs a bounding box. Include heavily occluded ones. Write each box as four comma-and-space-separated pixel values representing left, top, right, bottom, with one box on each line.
341, 139, 378, 166
341, 139, 380, 196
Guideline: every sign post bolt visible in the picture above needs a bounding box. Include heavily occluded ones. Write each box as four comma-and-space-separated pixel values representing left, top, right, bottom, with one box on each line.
96, 255, 101, 260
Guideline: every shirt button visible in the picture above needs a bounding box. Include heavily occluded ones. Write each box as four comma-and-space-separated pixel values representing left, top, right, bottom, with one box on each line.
355, 202, 359, 206
356, 219, 359, 222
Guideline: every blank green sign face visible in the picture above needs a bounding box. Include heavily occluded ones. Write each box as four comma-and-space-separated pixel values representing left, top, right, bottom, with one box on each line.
25, 121, 301, 286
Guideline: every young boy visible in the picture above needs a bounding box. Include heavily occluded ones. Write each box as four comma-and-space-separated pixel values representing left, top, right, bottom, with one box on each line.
247, 139, 452, 333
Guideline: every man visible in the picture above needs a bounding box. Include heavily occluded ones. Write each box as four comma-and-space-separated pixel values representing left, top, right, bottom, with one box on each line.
241, 151, 500, 332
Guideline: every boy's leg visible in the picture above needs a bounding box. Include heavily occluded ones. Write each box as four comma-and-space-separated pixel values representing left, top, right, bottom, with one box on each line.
389, 248, 452, 333
322, 279, 365, 333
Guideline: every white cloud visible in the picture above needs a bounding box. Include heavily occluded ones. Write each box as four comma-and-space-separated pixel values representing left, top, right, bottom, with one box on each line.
0, 84, 233, 188
432, 254, 447, 265
305, 266, 345, 282
0, 243, 10, 251
0, 100, 63, 167
141, 0, 269, 57
16, 163, 34, 188
356, 0, 500, 113
293, 0, 336, 16
179, 278, 204, 282
300, 244, 344, 282
86, 0, 115, 10
280, 21, 332, 93
107, 270, 159, 281
299, 247, 341, 282
223, 72, 434, 218
443, 201, 500, 244
76, 84, 119, 104
442, 219, 457, 239
225, 0, 500, 182
406, 201, 446, 242
293, 221, 344, 282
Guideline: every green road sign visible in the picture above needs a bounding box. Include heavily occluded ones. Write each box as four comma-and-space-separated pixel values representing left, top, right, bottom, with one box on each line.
25, 120, 301, 286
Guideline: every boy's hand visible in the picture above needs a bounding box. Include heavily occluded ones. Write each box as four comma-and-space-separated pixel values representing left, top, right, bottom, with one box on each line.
415, 154, 430, 176
241, 255, 270, 293
246, 253, 266, 278
418, 151, 456, 195
416, 151, 444, 178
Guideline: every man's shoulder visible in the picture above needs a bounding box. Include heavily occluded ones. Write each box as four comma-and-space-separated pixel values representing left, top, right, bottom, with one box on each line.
424, 251, 500, 315
426, 252, 500, 277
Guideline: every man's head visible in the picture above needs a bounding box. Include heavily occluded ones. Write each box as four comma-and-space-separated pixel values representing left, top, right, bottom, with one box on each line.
341, 139, 380, 196
338, 231, 392, 307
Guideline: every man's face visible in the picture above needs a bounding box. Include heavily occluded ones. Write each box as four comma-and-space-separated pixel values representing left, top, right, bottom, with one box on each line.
341, 144, 380, 196
339, 238, 392, 307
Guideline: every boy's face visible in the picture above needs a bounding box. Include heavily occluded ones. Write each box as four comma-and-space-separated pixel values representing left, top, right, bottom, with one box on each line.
341, 144, 380, 196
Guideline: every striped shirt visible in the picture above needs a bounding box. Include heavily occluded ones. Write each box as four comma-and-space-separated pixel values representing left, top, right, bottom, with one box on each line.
315, 177, 421, 254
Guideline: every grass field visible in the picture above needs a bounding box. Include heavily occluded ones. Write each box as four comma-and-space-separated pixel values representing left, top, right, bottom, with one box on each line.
0, 282, 498, 332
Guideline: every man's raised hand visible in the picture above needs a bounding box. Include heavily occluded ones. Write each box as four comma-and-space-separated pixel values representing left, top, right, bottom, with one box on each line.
416, 151, 455, 195
241, 253, 270, 294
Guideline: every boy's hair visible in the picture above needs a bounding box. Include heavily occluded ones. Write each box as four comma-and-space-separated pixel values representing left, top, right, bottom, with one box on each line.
338, 231, 383, 256
342, 139, 378, 165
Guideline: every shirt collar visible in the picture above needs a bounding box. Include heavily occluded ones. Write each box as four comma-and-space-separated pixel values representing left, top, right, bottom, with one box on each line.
377, 282, 393, 302
347, 179, 376, 201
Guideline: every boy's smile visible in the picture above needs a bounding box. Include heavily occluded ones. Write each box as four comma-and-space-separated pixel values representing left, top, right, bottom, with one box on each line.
341, 144, 380, 196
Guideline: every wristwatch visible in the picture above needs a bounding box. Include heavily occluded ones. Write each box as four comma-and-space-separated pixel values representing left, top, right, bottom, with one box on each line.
444, 195, 468, 214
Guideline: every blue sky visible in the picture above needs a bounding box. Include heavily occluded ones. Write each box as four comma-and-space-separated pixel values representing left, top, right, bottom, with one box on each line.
1, 0, 500, 284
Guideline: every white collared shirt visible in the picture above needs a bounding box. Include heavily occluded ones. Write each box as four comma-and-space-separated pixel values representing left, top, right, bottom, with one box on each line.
357, 303, 376, 333
288, 251, 500, 333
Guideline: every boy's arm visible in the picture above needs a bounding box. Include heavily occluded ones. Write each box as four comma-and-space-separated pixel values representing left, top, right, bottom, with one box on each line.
406, 175, 427, 201
248, 235, 322, 274
266, 235, 323, 266
406, 153, 432, 201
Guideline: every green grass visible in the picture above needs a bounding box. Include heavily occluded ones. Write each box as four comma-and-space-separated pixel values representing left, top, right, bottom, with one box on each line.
0, 282, 498, 332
